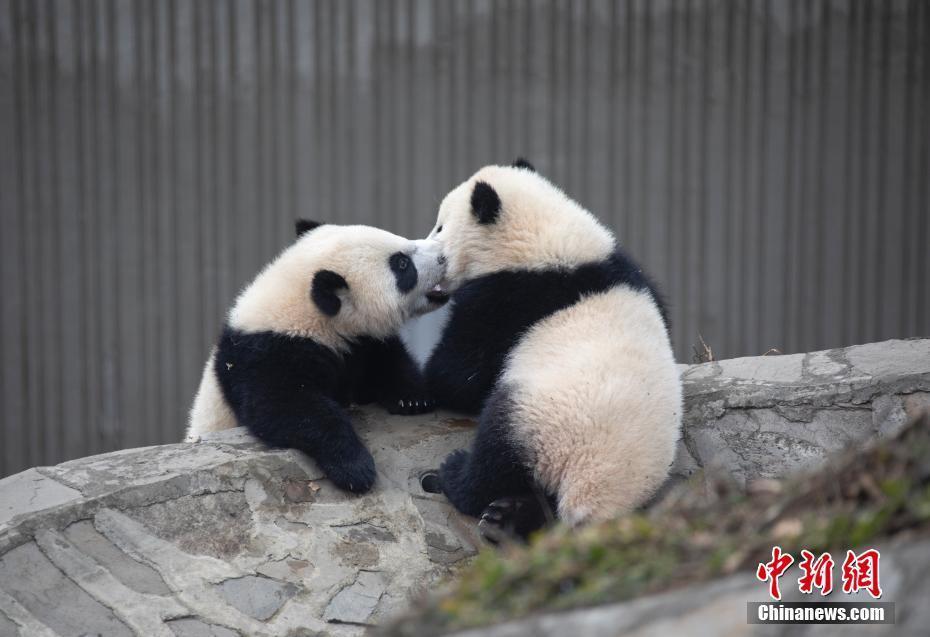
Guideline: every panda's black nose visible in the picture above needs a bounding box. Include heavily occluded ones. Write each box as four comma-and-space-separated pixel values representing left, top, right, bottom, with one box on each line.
437, 254, 447, 265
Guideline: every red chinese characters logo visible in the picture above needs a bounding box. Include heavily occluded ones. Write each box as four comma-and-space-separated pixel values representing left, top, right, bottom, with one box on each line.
797, 550, 834, 595
756, 547, 882, 600
841, 549, 883, 599
756, 546, 795, 600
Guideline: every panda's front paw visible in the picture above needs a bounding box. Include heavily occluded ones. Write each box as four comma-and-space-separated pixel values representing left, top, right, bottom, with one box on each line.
385, 395, 436, 416
319, 447, 377, 494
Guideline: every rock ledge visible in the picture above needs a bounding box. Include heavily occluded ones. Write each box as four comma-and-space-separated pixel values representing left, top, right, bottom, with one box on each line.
0, 338, 927, 636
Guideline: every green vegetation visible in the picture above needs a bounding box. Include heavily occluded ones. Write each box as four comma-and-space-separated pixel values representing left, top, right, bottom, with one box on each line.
387, 415, 930, 635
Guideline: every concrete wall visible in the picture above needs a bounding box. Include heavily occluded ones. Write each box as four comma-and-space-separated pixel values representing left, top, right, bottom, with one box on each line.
1, 0, 928, 476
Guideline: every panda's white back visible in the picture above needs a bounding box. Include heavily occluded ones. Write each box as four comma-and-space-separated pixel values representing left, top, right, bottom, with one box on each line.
502, 285, 681, 524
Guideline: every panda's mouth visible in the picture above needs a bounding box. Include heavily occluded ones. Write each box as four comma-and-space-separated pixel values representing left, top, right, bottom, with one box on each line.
425, 283, 450, 306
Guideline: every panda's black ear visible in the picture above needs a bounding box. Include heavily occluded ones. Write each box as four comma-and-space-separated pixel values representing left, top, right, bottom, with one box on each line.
471, 181, 501, 225
311, 270, 348, 316
511, 157, 535, 172
296, 218, 324, 237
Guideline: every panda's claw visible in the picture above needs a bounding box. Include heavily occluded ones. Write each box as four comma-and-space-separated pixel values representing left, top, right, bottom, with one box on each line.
487, 499, 515, 512
480, 508, 504, 523
319, 447, 377, 494
387, 396, 437, 415
477, 517, 509, 547
478, 496, 552, 546
403, 396, 435, 414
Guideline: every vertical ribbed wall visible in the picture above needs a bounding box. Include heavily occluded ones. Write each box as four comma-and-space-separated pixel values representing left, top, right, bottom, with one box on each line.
1, 0, 927, 476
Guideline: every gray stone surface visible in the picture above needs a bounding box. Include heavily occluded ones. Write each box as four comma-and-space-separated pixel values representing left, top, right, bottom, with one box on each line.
0, 469, 81, 528
676, 337, 930, 485
0, 612, 17, 637
166, 618, 241, 637
323, 570, 387, 625
0, 338, 926, 636
63, 520, 172, 596
216, 575, 299, 621
452, 536, 930, 637
0, 409, 480, 637
0, 541, 133, 636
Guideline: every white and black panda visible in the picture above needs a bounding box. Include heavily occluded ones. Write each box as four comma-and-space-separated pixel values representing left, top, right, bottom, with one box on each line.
422, 160, 682, 539
187, 220, 450, 493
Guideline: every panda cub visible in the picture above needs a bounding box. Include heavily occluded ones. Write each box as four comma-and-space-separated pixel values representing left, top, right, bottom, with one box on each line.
424, 160, 682, 538
187, 221, 450, 493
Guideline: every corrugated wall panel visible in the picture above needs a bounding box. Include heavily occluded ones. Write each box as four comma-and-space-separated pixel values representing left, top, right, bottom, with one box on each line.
0, 0, 928, 476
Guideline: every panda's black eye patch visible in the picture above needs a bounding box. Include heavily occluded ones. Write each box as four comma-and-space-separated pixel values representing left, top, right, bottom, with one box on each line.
389, 252, 417, 293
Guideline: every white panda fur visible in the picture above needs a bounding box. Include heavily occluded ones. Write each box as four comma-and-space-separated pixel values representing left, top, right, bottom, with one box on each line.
424, 161, 681, 533
502, 286, 680, 525
186, 222, 449, 493
186, 348, 236, 438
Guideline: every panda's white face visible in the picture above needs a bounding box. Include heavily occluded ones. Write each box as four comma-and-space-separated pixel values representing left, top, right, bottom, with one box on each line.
427, 163, 615, 290
229, 224, 448, 350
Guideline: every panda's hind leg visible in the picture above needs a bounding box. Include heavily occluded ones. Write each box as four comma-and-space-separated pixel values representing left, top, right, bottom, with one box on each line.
437, 386, 537, 517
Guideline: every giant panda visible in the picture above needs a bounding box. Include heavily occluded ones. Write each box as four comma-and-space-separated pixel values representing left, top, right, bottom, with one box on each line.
187, 220, 450, 493
422, 160, 682, 539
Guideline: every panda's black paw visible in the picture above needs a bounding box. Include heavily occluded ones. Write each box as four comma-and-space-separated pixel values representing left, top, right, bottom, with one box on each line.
478, 496, 551, 546
319, 447, 377, 494
385, 395, 436, 415
439, 449, 470, 484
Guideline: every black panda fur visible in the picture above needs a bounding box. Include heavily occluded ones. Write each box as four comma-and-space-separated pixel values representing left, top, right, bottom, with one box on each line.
423, 161, 682, 540
426, 251, 668, 415
188, 221, 448, 494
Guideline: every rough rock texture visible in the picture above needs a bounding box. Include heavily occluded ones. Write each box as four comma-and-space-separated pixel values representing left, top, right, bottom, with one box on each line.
0, 338, 927, 636
0, 414, 481, 637
675, 338, 930, 485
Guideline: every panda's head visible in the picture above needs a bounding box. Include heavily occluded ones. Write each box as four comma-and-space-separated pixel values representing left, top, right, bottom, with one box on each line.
426, 159, 615, 290
229, 221, 449, 350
